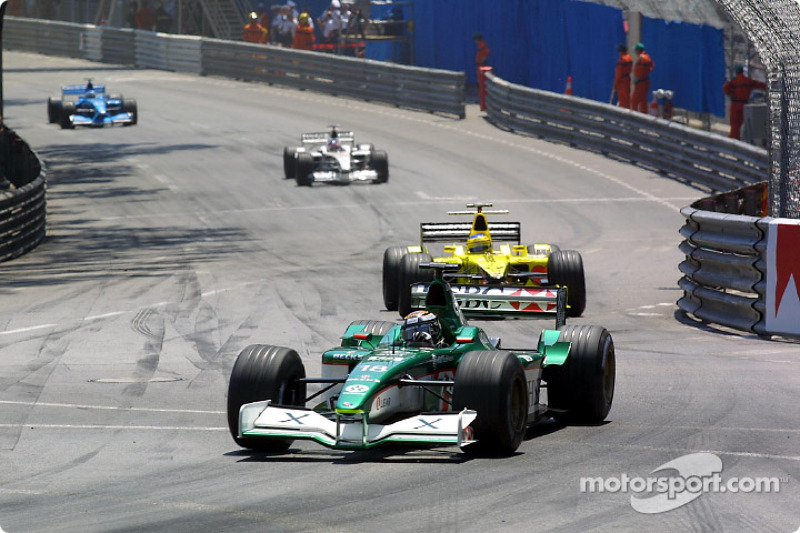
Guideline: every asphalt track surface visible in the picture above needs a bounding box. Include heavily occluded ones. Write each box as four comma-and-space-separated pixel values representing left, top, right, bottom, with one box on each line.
0, 51, 798, 533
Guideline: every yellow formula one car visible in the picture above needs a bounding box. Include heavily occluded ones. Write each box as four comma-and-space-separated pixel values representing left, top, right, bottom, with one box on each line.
382, 203, 586, 318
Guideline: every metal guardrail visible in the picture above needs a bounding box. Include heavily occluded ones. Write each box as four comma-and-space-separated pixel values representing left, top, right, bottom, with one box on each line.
3, 17, 465, 118
485, 73, 769, 193
677, 183, 772, 335
0, 129, 46, 263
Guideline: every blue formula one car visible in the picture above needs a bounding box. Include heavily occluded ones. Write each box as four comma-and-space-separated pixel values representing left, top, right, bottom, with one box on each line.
47, 82, 138, 129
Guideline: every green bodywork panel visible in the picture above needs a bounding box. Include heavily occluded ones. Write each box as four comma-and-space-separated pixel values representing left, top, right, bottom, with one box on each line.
538, 328, 570, 366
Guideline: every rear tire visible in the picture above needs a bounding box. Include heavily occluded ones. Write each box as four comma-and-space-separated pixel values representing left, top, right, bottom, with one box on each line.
122, 99, 138, 125
548, 250, 586, 317
544, 325, 615, 423
453, 351, 528, 455
227, 344, 306, 452
371, 150, 389, 183
283, 147, 297, 179
397, 252, 433, 317
47, 98, 62, 124
295, 153, 314, 186
382, 246, 406, 311
59, 102, 75, 129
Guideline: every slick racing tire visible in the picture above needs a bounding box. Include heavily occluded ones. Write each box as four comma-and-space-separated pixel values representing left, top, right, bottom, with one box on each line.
340, 320, 397, 347
295, 153, 314, 187
397, 252, 433, 317
548, 250, 586, 317
543, 325, 615, 423
47, 97, 62, 124
227, 344, 306, 452
371, 150, 389, 184
453, 351, 528, 456
382, 246, 407, 311
283, 147, 297, 179
122, 99, 138, 126
59, 102, 76, 129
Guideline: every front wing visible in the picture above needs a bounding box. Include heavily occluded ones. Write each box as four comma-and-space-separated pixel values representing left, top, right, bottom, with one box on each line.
240, 401, 477, 450
310, 169, 378, 183
71, 112, 134, 127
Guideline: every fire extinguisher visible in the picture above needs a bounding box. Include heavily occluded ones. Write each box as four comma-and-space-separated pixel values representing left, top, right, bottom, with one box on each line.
662, 90, 674, 120
649, 90, 662, 117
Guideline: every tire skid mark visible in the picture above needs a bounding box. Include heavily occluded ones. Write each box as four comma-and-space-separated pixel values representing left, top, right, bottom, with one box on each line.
2, 329, 72, 451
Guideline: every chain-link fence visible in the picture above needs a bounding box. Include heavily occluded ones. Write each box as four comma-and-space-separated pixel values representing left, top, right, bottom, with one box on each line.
716, 0, 800, 218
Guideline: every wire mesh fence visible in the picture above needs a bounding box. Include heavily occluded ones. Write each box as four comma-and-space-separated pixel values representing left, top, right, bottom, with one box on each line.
716, 0, 800, 218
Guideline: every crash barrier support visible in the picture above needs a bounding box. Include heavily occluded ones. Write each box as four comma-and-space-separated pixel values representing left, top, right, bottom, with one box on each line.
3, 17, 465, 119
678, 182, 800, 338
0, 128, 46, 263
485, 73, 769, 193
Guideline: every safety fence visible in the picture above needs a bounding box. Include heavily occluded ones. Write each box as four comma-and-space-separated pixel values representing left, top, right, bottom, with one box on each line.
715, 0, 800, 219
2, 17, 465, 118
485, 72, 769, 193
0, 128, 46, 263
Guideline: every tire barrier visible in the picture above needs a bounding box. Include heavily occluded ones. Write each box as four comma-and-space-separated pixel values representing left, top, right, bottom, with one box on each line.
3, 17, 465, 119
0, 128, 46, 263
485, 72, 769, 193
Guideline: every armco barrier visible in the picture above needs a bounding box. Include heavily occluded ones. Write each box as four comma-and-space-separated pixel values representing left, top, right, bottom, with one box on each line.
676, 182, 800, 338
2, 17, 465, 118
485, 73, 769, 192
678, 206, 765, 333
0, 128, 46, 263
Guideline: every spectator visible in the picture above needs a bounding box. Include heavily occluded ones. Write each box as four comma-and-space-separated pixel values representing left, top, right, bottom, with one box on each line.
631, 42, 654, 113
293, 11, 316, 50
723, 64, 767, 139
612, 43, 633, 108
318, 1, 343, 44
136, 0, 156, 31
345, 7, 365, 38
154, 1, 173, 32
274, 5, 296, 47
243, 11, 268, 43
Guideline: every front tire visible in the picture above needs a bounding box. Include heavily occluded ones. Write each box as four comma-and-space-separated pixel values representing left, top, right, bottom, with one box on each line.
371, 150, 389, 183
283, 147, 297, 179
47, 97, 62, 124
544, 325, 615, 423
227, 344, 306, 452
382, 246, 406, 311
59, 102, 76, 129
548, 250, 586, 317
453, 351, 528, 455
397, 252, 433, 317
122, 99, 138, 125
295, 153, 314, 186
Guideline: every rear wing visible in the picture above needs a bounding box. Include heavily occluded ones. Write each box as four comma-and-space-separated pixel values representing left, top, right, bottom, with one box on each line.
410, 282, 567, 326
62, 85, 105, 96
419, 222, 521, 244
301, 131, 355, 144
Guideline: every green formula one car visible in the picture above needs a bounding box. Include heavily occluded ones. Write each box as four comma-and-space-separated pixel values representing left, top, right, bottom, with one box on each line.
227, 265, 614, 456
382, 203, 586, 318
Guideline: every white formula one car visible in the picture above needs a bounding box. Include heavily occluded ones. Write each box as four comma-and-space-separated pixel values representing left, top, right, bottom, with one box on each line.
283, 127, 389, 186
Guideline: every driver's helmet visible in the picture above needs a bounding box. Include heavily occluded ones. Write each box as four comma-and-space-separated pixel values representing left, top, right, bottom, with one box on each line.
328, 139, 342, 151
401, 310, 443, 347
85, 91, 96, 99
466, 232, 492, 253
